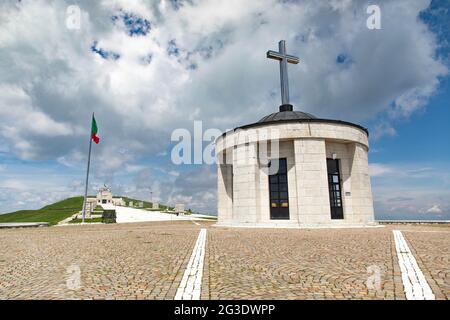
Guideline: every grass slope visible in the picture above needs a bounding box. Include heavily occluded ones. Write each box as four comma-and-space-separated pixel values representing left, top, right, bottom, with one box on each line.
122, 197, 171, 210
0, 196, 192, 226
0, 196, 83, 226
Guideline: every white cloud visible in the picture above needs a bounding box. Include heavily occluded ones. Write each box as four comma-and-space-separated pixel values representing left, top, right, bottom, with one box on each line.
371, 122, 397, 140
0, 179, 29, 190
0, 0, 447, 162
0, 0, 448, 214
0, 85, 81, 159
124, 164, 147, 173
369, 163, 394, 177
426, 204, 442, 214
371, 162, 450, 220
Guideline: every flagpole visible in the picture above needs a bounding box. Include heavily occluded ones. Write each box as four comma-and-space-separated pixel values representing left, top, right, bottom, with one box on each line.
82, 113, 94, 224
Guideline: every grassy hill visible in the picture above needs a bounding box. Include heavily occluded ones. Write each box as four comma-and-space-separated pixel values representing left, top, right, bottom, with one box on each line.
121, 197, 171, 211
0, 196, 176, 226
0, 196, 84, 226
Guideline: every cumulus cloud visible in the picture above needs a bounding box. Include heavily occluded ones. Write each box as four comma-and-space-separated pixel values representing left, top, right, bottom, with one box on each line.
371, 122, 397, 140
0, 175, 84, 213
167, 166, 217, 213
0, 0, 448, 213
426, 204, 442, 214
371, 162, 450, 220
369, 163, 394, 177
1, 0, 447, 159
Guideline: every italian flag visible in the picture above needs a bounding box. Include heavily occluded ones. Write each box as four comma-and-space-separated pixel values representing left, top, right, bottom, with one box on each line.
91, 115, 100, 144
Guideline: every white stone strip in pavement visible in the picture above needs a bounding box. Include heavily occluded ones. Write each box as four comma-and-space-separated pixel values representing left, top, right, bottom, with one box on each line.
175, 228, 207, 300
393, 230, 435, 300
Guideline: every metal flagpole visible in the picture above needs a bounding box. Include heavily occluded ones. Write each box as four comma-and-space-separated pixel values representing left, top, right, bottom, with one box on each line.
82, 113, 94, 224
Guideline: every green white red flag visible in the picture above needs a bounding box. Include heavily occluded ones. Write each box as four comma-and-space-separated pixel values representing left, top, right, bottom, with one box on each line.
91, 115, 100, 144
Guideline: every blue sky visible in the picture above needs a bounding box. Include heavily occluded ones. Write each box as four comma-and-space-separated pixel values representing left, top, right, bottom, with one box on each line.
367, 75, 450, 219
0, 0, 449, 220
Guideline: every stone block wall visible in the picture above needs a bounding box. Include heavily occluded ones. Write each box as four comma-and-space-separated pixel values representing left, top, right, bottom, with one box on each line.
217, 161, 233, 224
257, 140, 298, 223
231, 142, 259, 223
325, 142, 354, 221
215, 121, 375, 227
294, 139, 331, 225
349, 143, 375, 224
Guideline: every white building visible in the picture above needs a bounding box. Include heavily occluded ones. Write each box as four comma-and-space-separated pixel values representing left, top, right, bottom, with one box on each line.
215, 41, 375, 228
87, 186, 124, 208
215, 108, 375, 228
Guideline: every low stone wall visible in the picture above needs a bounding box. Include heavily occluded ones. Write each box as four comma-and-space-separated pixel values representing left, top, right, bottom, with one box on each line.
0, 222, 49, 229
377, 220, 449, 225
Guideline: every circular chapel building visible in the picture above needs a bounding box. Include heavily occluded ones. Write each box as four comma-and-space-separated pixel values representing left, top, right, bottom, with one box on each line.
215, 104, 375, 228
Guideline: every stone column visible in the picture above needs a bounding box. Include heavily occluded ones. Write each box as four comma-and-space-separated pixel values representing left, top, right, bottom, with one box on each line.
294, 139, 330, 226
325, 142, 354, 221
232, 142, 259, 223
217, 161, 233, 224
349, 143, 375, 224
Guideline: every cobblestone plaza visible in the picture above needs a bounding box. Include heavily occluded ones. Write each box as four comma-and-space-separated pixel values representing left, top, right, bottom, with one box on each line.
0, 222, 448, 300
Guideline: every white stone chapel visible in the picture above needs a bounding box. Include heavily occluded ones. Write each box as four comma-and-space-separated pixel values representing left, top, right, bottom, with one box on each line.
215, 41, 375, 228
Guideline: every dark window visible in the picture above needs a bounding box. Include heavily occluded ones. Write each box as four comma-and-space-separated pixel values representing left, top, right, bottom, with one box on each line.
269, 158, 289, 220
327, 159, 344, 219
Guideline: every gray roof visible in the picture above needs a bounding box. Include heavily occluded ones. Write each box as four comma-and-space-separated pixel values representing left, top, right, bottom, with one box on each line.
218, 104, 369, 138
258, 110, 316, 123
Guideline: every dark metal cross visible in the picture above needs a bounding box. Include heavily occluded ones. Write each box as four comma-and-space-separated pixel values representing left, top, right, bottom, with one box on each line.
267, 40, 299, 106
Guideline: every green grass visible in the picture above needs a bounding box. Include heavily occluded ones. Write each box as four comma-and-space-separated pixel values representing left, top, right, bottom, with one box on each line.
0, 195, 197, 226
122, 197, 171, 211
196, 216, 218, 221
0, 196, 83, 226
69, 217, 103, 224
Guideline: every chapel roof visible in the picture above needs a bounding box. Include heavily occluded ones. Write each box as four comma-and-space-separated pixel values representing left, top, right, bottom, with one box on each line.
225, 104, 369, 136
257, 110, 316, 123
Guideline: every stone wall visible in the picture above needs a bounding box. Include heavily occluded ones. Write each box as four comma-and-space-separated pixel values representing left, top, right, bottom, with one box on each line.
216, 122, 369, 155
294, 139, 330, 226
258, 140, 299, 224
215, 121, 375, 228
217, 162, 233, 224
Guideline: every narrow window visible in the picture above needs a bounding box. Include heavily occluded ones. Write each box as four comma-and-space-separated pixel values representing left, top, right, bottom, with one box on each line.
269, 158, 289, 219
327, 158, 344, 219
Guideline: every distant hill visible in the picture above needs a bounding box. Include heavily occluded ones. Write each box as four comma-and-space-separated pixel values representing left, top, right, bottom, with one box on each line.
0, 196, 84, 226
121, 197, 171, 210
0, 196, 171, 226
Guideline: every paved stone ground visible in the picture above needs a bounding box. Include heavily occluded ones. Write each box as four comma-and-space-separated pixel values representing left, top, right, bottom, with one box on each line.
400, 225, 449, 300
0, 222, 448, 300
0, 222, 200, 299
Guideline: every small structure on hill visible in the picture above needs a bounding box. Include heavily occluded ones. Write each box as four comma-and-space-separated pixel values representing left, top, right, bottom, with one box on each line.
175, 204, 185, 216
86, 186, 124, 210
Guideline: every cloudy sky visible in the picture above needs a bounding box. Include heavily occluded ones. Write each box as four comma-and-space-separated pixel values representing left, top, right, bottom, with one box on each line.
0, 0, 449, 219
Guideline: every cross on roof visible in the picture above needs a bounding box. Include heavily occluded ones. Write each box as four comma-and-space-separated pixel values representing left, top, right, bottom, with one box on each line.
267, 40, 299, 109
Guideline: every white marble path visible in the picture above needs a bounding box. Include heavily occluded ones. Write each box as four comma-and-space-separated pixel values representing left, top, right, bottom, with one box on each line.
175, 228, 207, 300
393, 230, 435, 300
115, 206, 213, 224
